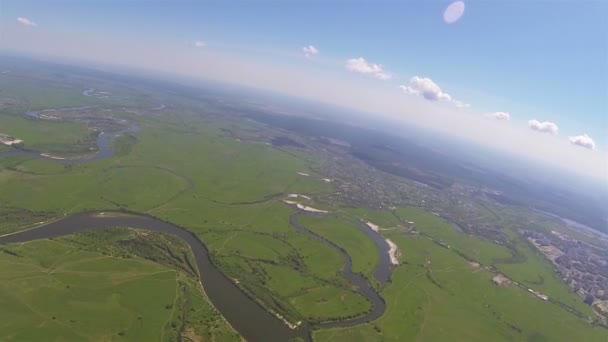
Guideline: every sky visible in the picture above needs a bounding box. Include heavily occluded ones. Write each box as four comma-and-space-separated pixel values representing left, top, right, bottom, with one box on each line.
1, 0, 607, 181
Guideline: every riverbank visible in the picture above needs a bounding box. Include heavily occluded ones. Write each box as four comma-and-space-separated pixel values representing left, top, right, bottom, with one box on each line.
0, 211, 310, 342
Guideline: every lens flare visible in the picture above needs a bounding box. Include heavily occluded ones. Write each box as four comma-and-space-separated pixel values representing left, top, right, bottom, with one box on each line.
443, 1, 465, 24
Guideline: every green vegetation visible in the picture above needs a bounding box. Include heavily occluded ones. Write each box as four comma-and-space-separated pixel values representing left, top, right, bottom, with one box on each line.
8, 158, 69, 175
164, 275, 238, 342
98, 166, 189, 210
61, 227, 198, 278
298, 215, 379, 279
394, 206, 593, 316
0, 113, 95, 153
314, 231, 608, 341
112, 133, 138, 157
1, 72, 605, 341
0, 207, 55, 236
211, 228, 373, 324
0, 228, 237, 341
0, 76, 99, 109
290, 285, 371, 321
396, 206, 513, 265
342, 207, 401, 229
495, 238, 592, 314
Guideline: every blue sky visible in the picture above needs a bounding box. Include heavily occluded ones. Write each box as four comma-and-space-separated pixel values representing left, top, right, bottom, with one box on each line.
1, 0, 607, 179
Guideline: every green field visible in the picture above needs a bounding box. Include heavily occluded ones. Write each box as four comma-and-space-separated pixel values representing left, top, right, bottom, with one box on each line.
9, 158, 70, 175
0, 113, 95, 153
1, 72, 606, 341
209, 226, 373, 324
342, 207, 401, 229
394, 206, 593, 315
395, 206, 514, 265
314, 231, 607, 342
0, 229, 236, 341
297, 215, 379, 279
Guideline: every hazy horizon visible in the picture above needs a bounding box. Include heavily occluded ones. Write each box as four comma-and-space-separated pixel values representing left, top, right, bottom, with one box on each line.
1, 0, 606, 182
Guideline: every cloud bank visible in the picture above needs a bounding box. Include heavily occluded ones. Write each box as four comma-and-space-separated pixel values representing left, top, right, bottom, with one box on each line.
17, 17, 37, 27
345, 57, 391, 80
302, 45, 319, 58
193, 41, 206, 48
400, 76, 468, 108
569, 134, 596, 149
528, 119, 559, 134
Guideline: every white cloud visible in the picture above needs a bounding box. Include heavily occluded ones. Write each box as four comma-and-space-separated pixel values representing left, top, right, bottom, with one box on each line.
569, 134, 596, 150
400, 76, 468, 107
17, 17, 37, 27
443, 1, 465, 24
490, 111, 511, 120
345, 57, 391, 80
301, 45, 319, 58
528, 119, 559, 134
193, 41, 206, 48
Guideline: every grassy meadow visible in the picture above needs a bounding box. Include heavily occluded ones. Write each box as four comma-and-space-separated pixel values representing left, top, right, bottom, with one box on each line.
0, 112, 95, 153
297, 215, 379, 279
314, 227, 608, 342
0, 231, 236, 342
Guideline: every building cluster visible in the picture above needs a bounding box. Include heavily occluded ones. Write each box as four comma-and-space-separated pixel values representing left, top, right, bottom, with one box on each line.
311, 144, 512, 246
523, 229, 608, 317
269, 128, 608, 322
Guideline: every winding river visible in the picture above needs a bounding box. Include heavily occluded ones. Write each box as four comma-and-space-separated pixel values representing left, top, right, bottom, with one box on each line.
290, 213, 387, 329
0, 123, 140, 163
354, 220, 392, 285
1, 107, 139, 163
0, 108, 392, 341
0, 211, 391, 341
0, 212, 309, 341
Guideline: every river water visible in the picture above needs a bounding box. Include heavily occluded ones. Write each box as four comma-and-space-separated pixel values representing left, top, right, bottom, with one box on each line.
289, 213, 387, 329
0, 212, 310, 341
0, 124, 140, 163
0, 211, 391, 341
1, 107, 392, 340
1, 106, 140, 162
354, 220, 392, 285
